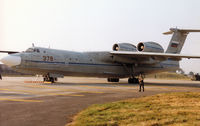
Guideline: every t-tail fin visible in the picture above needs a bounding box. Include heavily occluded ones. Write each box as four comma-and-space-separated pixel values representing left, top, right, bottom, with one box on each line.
164, 28, 200, 54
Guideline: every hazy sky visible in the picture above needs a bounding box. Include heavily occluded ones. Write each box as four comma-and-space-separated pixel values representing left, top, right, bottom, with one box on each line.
1, 0, 200, 73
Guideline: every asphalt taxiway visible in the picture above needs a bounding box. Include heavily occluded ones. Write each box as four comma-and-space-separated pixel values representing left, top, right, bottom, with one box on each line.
0, 77, 200, 126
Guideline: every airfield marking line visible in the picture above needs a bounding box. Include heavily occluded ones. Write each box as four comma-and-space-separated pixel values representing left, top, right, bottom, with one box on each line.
48, 93, 84, 96
24, 81, 43, 83
78, 85, 137, 92
0, 88, 83, 97
78, 84, 138, 89
0, 88, 43, 94
79, 91, 104, 94
0, 88, 60, 95
25, 85, 105, 94
0, 98, 43, 102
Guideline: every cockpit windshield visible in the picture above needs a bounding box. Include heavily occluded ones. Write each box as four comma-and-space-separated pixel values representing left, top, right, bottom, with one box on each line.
25, 48, 40, 53
25, 48, 34, 53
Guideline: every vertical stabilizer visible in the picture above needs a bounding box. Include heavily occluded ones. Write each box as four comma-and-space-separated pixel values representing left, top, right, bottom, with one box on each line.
164, 28, 200, 54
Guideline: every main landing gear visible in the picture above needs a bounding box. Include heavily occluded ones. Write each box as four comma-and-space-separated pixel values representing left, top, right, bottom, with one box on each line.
43, 75, 57, 83
128, 77, 139, 84
107, 78, 119, 82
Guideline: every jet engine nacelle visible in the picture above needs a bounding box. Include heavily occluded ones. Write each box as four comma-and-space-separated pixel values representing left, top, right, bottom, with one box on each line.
137, 42, 164, 53
112, 43, 137, 51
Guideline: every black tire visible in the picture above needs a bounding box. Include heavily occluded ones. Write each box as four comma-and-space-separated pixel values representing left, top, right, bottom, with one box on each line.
135, 78, 139, 84
128, 78, 138, 84
128, 78, 133, 83
49, 77, 54, 83
113, 78, 119, 82
107, 78, 119, 82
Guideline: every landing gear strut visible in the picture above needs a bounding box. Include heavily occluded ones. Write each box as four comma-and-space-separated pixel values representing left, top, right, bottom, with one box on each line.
128, 77, 139, 84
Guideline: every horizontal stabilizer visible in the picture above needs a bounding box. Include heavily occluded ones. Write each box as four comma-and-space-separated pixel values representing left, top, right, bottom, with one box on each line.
163, 28, 200, 35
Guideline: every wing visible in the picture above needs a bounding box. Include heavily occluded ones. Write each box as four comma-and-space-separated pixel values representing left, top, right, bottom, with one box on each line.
111, 51, 200, 59
0, 51, 19, 54
110, 51, 200, 64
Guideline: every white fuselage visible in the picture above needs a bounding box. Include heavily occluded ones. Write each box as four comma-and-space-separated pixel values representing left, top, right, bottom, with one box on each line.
8, 47, 179, 78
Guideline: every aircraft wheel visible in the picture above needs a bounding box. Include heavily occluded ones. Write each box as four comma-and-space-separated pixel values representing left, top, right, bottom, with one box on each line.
128, 78, 133, 83
113, 78, 119, 82
107, 78, 119, 82
50, 77, 55, 83
128, 78, 138, 84
43, 77, 50, 82
135, 78, 139, 84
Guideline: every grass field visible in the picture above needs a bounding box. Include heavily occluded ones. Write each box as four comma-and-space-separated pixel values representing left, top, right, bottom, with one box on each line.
68, 92, 200, 126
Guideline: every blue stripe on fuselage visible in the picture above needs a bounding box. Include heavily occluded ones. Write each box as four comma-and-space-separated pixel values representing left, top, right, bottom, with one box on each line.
25, 60, 122, 66
68, 62, 122, 66
25, 60, 178, 68
25, 60, 65, 64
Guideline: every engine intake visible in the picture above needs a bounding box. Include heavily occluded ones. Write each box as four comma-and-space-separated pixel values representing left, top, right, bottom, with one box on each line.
112, 43, 137, 51
137, 42, 164, 53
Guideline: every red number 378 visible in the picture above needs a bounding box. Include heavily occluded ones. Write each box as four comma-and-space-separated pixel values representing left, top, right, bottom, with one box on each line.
43, 56, 53, 61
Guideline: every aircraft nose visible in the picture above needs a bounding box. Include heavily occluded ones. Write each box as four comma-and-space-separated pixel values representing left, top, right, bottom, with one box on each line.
0, 55, 21, 67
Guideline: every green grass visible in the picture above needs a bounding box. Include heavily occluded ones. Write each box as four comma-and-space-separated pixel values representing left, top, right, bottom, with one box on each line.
68, 92, 200, 126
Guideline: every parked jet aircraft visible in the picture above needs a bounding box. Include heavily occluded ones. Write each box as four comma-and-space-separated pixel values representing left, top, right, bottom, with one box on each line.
1, 28, 200, 83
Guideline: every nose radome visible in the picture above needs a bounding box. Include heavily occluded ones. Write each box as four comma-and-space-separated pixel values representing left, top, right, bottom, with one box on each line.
0, 55, 21, 67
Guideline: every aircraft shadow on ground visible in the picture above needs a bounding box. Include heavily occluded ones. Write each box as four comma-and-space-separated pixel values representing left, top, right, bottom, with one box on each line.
41, 82, 200, 88
41, 81, 133, 87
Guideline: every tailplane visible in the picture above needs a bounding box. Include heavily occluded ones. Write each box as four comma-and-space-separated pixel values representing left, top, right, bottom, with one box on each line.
164, 28, 200, 54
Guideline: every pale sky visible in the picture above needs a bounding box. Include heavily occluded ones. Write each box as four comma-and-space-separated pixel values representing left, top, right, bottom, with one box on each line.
1, 0, 200, 73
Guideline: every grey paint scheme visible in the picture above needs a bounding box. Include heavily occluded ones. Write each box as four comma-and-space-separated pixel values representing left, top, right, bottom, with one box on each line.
8, 28, 200, 78
12, 48, 176, 78
13, 49, 130, 77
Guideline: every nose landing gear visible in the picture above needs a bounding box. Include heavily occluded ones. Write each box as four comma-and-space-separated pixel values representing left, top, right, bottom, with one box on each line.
43, 74, 57, 83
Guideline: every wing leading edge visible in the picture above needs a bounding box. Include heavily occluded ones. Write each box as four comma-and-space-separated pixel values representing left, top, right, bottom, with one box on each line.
110, 51, 200, 59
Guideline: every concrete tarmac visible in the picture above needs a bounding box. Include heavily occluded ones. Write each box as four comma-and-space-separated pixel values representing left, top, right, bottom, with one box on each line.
0, 77, 200, 126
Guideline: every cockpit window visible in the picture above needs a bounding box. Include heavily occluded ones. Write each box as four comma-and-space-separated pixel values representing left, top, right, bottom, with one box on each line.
25, 48, 40, 53
25, 48, 34, 53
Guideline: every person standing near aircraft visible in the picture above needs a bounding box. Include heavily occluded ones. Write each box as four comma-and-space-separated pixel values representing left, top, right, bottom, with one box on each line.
0, 73, 2, 80
138, 74, 144, 92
